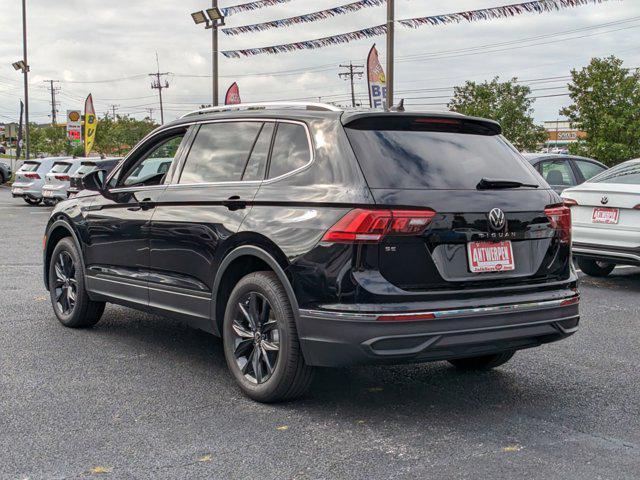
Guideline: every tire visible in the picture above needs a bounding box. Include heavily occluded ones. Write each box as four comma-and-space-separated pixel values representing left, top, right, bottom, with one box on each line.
43, 199, 56, 206
48, 238, 105, 328
448, 351, 515, 371
24, 197, 42, 206
576, 257, 615, 277
222, 271, 314, 403
0, 173, 5, 185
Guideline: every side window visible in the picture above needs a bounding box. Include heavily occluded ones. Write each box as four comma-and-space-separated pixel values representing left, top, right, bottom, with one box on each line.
242, 122, 274, 181
574, 160, 606, 181
179, 122, 262, 184
119, 134, 185, 187
268, 123, 311, 179
540, 160, 576, 186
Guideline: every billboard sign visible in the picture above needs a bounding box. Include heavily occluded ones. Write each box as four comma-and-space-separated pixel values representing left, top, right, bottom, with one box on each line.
67, 110, 82, 145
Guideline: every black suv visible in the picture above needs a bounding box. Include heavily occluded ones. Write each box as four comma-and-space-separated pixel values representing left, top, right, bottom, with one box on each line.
43, 103, 579, 402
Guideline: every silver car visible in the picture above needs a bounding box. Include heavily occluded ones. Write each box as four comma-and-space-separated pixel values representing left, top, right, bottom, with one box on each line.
41, 158, 84, 204
11, 157, 72, 205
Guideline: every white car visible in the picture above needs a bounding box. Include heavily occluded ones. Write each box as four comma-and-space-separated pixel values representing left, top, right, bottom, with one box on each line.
11, 157, 72, 205
562, 159, 640, 276
41, 158, 84, 204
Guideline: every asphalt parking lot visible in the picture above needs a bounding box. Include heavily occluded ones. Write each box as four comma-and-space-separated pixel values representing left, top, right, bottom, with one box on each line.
1, 186, 639, 480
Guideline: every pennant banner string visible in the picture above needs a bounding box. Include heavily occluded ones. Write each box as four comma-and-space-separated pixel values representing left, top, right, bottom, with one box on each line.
222, 0, 385, 36
221, 0, 294, 17
221, 0, 613, 58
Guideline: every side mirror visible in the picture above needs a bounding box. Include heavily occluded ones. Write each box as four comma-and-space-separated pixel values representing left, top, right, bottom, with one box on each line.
81, 169, 107, 192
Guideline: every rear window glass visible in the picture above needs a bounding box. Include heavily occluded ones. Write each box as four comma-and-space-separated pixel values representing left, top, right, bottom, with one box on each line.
268, 123, 311, 179
590, 160, 640, 185
76, 163, 96, 175
50, 162, 72, 173
574, 160, 606, 181
20, 162, 40, 172
345, 118, 540, 190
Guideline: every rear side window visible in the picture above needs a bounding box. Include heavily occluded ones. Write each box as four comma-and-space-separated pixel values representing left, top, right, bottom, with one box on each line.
591, 160, 640, 185
20, 162, 40, 172
344, 117, 540, 190
50, 162, 72, 174
539, 160, 576, 186
243, 122, 274, 181
574, 160, 606, 181
268, 123, 311, 179
180, 122, 262, 184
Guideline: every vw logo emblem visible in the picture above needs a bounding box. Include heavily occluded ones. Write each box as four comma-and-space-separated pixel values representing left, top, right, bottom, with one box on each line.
601, 196, 609, 205
488, 208, 506, 231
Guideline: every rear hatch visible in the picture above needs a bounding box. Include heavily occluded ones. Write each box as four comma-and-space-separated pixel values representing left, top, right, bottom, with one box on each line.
69, 161, 97, 192
562, 161, 640, 249
13, 161, 41, 187
44, 161, 74, 191
343, 113, 570, 291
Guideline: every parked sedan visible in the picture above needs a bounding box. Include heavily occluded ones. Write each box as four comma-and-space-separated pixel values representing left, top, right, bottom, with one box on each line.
562, 159, 640, 276
0, 160, 11, 185
67, 158, 122, 197
524, 154, 607, 194
12, 157, 71, 205
41, 158, 84, 205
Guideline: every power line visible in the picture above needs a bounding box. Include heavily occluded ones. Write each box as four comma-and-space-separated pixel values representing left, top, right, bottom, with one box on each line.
338, 62, 364, 107
149, 54, 170, 125
42, 80, 60, 124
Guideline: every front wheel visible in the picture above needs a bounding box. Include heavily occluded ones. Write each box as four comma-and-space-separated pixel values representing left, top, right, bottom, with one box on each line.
24, 197, 42, 206
448, 351, 515, 371
576, 257, 615, 277
223, 271, 314, 403
48, 238, 105, 328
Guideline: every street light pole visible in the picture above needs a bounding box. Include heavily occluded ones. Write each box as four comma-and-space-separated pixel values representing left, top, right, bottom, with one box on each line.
386, 0, 394, 110
212, 0, 219, 106
21, 0, 30, 159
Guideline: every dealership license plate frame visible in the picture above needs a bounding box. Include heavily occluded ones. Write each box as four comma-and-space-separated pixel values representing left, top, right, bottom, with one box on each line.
592, 207, 619, 224
467, 240, 516, 273
12, 187, 23, 195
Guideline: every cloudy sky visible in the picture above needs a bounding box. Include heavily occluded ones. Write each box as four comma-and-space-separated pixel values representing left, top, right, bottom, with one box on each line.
0, 0, 638, 125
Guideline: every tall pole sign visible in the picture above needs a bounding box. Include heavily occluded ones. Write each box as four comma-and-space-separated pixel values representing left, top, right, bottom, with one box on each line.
386, 0, 394, 109
66, 110, 82, 147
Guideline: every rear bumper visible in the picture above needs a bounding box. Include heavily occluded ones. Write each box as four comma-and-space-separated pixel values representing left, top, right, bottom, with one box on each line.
297, 296, 579, 367
573, 242, 640, 266
42, 187, 67, 200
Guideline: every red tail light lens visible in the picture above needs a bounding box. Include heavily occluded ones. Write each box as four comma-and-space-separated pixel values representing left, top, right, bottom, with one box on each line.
54, 174, 70, 181
24, 172, 40, 179
545, 205, 572, 244
563, 198, 578, 207
322, 209, 436, 243
634, 204, 640, 210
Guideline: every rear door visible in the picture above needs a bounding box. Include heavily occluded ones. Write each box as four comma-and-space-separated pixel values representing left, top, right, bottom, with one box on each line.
148, 120, 273, 328
343, 115, 568, 292
538, 158, 577, 194
572, 158, 607, 183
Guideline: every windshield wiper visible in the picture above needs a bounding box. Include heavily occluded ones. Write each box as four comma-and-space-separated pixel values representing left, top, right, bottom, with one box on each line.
476, 178, 539, 190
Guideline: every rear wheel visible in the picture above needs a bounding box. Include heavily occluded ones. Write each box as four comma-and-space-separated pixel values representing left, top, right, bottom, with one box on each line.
448, 351, 515, 371
24, 197, 42, 206
48, 238, 105, 328
43, 198, 57, 206
223, 271, 314, 403
576, 257, 615, 277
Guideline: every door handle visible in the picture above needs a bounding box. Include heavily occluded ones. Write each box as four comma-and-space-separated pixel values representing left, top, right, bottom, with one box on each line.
223, 195, 246, 211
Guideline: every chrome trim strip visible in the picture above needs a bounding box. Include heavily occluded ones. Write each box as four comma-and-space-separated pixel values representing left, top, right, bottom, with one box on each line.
572, 247, 640, 262
107, 185, 168, 194
299, 296, 580, 322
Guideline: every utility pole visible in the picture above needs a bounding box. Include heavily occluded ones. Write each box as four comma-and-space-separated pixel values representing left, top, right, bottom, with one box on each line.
149, 54, 170, 125
22, 0, 29, 159
212, 0, 219, 106
386, 0, 394, 109
338, 62, 364, 108
109, 104, 120, 120
43, 80, 60, 125
145, 108, 154, 121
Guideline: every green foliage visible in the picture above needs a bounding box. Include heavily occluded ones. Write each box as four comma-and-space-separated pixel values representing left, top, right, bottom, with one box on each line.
94, 114, 158, 156
28, 123, 73, 157
448, 77, 547, 151
561, 56, 640, 166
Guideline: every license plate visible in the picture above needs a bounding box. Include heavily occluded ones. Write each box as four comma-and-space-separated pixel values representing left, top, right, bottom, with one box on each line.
467, 241, 515, 273
592, 207, 619, 224
12, 187, 23, 195
43, 190, 54, 198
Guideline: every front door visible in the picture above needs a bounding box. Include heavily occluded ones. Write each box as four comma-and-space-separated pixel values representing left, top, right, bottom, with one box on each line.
83, 128, 190, 308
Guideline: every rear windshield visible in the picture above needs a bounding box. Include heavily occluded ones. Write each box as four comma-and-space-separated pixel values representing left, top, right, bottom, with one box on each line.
20, 161, 40, 172
590, 160, 640, 185
345, 118, 540, 190
50, 162, 72, 173
76, 163, 97, 175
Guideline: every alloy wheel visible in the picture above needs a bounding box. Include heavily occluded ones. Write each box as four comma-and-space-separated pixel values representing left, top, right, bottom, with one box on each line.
53, 251, 77, 315
231, 291, 280, 384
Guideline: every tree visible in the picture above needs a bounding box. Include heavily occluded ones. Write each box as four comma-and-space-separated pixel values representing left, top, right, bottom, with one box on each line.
28, 123, 73, 157
94, 114, 157, 156
448, 77, 547, 151
561, 56, 640, 165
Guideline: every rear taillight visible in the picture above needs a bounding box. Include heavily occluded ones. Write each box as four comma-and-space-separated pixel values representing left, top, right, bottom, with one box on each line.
322, 209, 436, 243
545, 205, 572, 244
634, 204, 640, 210
24, 172, 40, 179
54, 174, 70, 181
563, 198, 578, 207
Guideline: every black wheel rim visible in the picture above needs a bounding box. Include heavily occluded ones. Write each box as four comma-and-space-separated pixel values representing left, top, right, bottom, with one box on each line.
231, 292, 280, 384
53, 251, 77, 315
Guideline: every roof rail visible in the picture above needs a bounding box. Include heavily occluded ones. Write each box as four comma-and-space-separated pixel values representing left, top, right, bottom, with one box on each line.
180, 102, 343, 118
